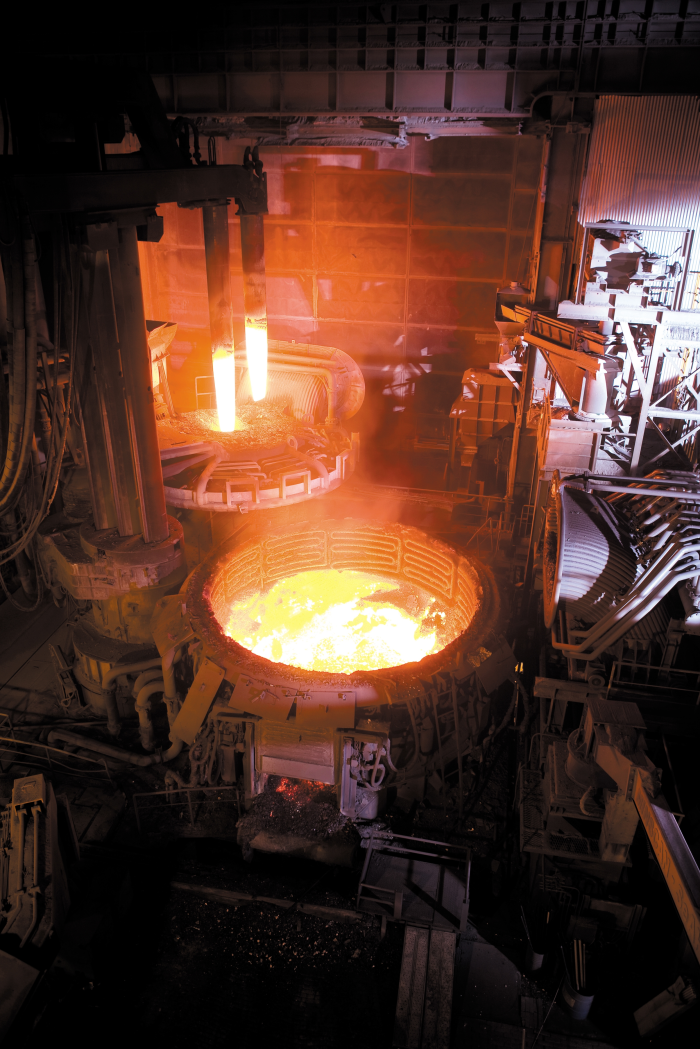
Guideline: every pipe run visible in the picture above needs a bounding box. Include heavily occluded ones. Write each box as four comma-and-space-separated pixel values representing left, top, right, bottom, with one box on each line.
132, 667, 165, 697
48, 729, 163, 767
161, 644, 185, 762
97, 648, 184, 753
135, 679, 165, 752
552, 541, 700, 660
100, 656, 164, 737
102, 657, 164, 691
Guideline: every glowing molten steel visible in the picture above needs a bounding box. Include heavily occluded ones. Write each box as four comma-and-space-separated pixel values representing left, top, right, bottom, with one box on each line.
225, 568, 458, 673
212, 348, 236, 432
245, 325, 268, 401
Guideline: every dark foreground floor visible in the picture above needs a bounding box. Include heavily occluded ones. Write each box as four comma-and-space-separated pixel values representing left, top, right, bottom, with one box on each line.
23, 839, 404, 1049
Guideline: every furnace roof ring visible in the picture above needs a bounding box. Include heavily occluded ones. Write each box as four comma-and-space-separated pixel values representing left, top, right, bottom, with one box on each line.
157, 341, 364, 512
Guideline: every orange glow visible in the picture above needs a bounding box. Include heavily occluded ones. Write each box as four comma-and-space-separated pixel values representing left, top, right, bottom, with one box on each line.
245, 324, 268, 401
225, 568, 455, 673
274, 777, 325, 796
212, 348, 236, 432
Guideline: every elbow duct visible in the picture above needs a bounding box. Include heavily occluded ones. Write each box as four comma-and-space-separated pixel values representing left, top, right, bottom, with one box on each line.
135, 680, 166, 752
543, 470, 700, 658
47, 729, 163, 767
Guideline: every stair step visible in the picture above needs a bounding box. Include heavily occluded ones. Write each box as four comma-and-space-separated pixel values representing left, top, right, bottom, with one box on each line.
393, 926, 456, 1049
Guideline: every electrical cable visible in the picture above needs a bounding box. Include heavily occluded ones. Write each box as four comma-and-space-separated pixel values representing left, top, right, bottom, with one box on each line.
0, 224, 76, 568
0, 222, 76, 579
1, 214, 39, 514
0, 541, 43, 611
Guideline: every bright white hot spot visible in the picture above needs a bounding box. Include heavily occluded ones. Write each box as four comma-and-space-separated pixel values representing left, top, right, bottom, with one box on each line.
225, 568, 455, 673
212, 349, 236, 432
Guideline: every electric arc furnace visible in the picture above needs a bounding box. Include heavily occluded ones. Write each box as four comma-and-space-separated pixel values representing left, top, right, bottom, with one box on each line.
1, 52, 699, 1049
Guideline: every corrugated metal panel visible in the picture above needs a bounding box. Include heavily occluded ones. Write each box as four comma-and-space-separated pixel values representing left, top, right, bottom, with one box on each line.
579, 96, 700, 296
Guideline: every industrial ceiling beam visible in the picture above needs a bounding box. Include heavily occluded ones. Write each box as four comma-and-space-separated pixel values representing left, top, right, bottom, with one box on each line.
11, 165, 268, 216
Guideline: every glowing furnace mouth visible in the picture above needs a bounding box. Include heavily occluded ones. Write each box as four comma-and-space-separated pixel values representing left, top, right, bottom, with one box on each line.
192, 518, 497, 689
170, 518, 500, 839
224, 567, 460, 673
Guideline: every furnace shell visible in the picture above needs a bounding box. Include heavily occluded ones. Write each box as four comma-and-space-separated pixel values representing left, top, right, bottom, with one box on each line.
184, 517, 499, 720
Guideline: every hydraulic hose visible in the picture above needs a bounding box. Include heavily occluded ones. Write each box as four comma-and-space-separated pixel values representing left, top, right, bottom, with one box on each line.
0, 231, 76, 568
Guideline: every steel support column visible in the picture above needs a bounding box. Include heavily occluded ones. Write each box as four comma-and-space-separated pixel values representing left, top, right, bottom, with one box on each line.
87, 249, 141, 536
109, 227, 168, 544
74, 248, 117, 531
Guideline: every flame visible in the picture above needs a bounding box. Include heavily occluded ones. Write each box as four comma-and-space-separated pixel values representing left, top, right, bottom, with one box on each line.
245, 325, 268, 401
212, 348, 236, 432
225, 568, 454, 673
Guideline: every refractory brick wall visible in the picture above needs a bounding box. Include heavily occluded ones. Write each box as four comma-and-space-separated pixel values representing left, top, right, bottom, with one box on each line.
138, 134, 542, 416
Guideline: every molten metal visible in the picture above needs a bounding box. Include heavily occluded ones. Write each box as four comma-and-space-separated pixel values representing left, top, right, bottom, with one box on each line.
224, 568, 458, 673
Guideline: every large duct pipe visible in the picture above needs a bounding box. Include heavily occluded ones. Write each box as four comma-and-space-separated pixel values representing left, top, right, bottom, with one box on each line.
543, 481, 639, 630
543, 472, 700, 657
48, 729, 162, 767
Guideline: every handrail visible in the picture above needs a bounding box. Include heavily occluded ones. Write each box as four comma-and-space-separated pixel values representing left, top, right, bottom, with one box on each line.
0, 733, 111, 781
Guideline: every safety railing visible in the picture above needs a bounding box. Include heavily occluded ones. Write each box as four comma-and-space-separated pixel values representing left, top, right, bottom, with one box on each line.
607, 660, 700, 704
0, 729, 112, 783
464, 515, 500, 556
356, 826, 471, 931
